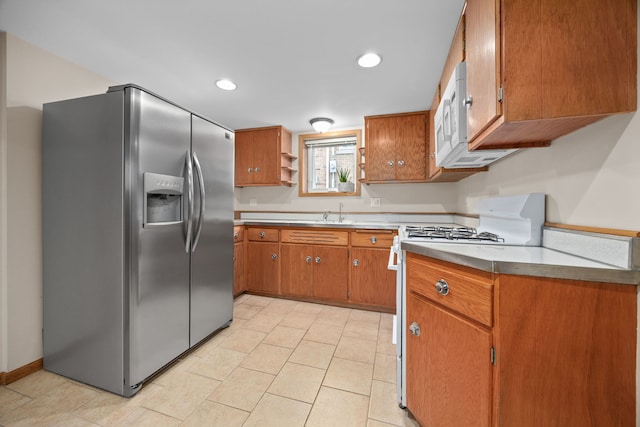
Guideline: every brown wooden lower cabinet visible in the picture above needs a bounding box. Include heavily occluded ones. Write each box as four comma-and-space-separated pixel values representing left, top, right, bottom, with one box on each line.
233, 241, 245, 296
349, 247, 396, 309
405, 252, 636, 427
245, 242, 280, 295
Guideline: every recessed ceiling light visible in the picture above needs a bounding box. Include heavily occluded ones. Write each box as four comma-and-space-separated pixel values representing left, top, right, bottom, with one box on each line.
216, 79, 237, 91
357, 53, 382, 68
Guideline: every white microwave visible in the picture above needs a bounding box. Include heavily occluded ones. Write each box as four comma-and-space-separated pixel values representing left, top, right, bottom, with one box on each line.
435, 62, 517, 169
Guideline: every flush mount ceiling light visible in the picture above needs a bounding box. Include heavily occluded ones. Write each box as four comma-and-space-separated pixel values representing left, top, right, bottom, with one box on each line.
310, 117, 335, 133
357, 52, 382, 68
215, 79, 237, 91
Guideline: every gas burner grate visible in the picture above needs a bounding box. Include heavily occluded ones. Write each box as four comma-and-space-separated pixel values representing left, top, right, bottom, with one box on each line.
405, 226, 505, 243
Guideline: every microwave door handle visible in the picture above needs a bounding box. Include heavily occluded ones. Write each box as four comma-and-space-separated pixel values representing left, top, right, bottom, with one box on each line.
191, 151, 205, 252
442, 99, 452, 141
184, 150, 194, 253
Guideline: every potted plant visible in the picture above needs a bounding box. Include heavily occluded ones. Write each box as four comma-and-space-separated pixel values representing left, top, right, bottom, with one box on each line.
337, 168, 355, 192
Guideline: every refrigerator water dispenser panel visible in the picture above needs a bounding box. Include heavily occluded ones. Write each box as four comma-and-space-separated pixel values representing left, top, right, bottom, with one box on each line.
143, 172, 184, 226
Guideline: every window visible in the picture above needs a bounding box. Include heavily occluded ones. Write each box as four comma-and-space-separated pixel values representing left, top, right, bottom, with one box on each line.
299, 129, 361, 197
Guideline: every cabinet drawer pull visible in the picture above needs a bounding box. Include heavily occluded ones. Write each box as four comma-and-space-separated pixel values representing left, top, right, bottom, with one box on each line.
315, 257, 321, 264
353, 259, 359, 267
435, 279, 449, 295
272, 253, 278, 260
259, 231, 266, 238
387, 160, 394, 167
234, 232, 239, 239
409, 321, 421, 336
306, 256, 312, 263
397, 160, 405, 167
255, 167, 261, 173
370, 236, 377, 244
248, 167, 253, 173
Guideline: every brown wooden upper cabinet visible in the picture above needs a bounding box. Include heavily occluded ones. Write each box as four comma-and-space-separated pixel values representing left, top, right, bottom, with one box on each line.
362, 111, 428, 183
234, 125, 296, 187
464, 0, 637, 150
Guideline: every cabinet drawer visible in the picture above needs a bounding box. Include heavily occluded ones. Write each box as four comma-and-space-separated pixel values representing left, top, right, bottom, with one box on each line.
246, 227, 279, 242
406, 253, 494, 327
351, 230, 396, 247
233, 226, 244, 242
281, 229, 348, 246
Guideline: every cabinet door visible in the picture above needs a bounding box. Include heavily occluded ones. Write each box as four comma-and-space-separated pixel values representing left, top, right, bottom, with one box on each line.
280, 244, 313, 297
365, 117, 396, 181
465, 0, 501, 143
234, 131, 253, 186
394, 113, 426, 181
233, 242, 245, 296
350, 247, 396, 309
312, 246, 348, 301
407, 292, 492, 427
246, 242, 280, 294
252, 128, 280, 185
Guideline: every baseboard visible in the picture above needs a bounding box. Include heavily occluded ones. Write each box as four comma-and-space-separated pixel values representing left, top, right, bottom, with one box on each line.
0, 358, 43, 385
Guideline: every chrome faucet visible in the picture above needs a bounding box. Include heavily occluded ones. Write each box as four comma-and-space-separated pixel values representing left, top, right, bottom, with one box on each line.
322, 210, 331, 222
338, 202, 344, 223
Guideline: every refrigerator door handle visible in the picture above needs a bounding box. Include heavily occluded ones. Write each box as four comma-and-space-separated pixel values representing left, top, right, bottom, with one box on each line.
185, 150, 194, 253
191, 151, 205, 252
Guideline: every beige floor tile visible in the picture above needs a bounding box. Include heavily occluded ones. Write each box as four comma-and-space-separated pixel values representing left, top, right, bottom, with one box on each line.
233, 303, 263, 320
377, 328, 395, 355
288, 340, 336, 369
218, 328, 266, 353
373, 353, 397, 384
323, 357, 373, 396
369, 380, 418, 427
350, 309, 381, 325
267, 362, 325, 403
304, 322, 344, 345
190, 331, 227, 358
242, 312, 285, 333
0, 386, 31, 414
0, 381, 98, 426
181, 400, 249, 427
367, 419, 397, 427
219, 317, 247, 337
306, 386, 369, 427
3, 412, 101, 427
207, 367, 274, 412
142, 371, 221, 420
109, 406, 181, 427
73, 382, 162, 426
263, 325, 307, 348
6, 369, 68, 398
234, 293, 251, 304
259, 300, 300, 316
343, 319, 380, 341
188, 347, 247, 381
242, 294, 275, 307
243, 393, 311, 427
314, 307, 352, 326
334, 335, 378, 364
151, 356, 201, 388
380, 313, 395, 331
292, 301, 325, 314
278, 310, 318, 330
239, 343, 293, 375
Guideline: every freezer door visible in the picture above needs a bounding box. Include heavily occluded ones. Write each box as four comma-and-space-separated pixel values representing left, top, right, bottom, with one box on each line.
189, 115, 234, 346
125, 88, 191, 389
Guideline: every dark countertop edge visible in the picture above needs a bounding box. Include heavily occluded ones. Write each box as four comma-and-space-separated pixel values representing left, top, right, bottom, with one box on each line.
402, 242, 640, 286
239, 220, 401, 230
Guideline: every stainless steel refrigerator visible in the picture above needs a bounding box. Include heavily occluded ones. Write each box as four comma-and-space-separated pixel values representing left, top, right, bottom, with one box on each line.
42, 85, 234, 396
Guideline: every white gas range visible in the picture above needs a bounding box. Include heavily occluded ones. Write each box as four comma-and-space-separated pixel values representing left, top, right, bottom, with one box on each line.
389, 193, 546, 408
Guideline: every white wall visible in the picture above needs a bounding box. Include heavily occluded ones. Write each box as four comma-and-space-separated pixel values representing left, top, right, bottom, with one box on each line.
1, 33, 115, 373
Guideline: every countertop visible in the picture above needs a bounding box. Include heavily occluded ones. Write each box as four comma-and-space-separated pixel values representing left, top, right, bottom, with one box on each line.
402, 241, 640, 285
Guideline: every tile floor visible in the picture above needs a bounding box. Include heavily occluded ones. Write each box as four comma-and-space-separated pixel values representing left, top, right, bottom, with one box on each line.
0, 294, 419, 427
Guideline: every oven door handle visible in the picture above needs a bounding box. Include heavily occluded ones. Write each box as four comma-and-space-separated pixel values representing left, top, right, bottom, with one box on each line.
387, 244, 398, 271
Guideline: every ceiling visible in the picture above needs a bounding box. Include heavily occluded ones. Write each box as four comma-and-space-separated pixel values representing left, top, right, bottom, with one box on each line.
0, 0, 465, 133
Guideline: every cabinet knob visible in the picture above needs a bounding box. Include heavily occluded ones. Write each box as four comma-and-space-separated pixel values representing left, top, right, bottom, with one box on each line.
234, 232, 239, 240
409, 321, 421, 336
464, 95, 473, 108
353, 259, 359, 267
305, 255, 312, 263
315, 257, 321, 264
387, 160, 394, 167
255, 167, 261, 173
259, 231, 266, 238
272, 253, 278, 260
397, 160, 405, 167
370, 236, 377, 244
435, 279, 449, 295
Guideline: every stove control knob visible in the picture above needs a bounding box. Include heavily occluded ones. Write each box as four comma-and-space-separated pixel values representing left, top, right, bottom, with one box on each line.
435, 279, 449, 296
